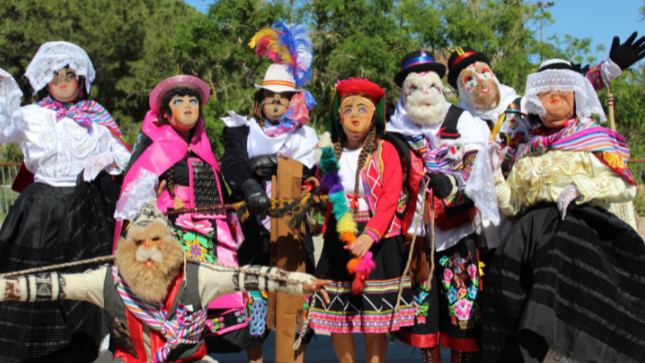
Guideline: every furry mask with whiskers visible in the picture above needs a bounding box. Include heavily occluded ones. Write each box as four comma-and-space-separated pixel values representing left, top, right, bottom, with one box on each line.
115, 221, 185, 303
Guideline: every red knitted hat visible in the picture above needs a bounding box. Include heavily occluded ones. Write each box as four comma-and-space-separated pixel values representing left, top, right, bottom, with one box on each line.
335, 77, 386, 104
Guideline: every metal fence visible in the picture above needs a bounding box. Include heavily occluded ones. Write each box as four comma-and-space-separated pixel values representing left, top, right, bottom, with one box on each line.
0, 163, 21, 225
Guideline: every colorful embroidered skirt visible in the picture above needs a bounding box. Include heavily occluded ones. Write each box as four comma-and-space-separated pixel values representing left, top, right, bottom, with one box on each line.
311, 220, 414, 334
482, 204, 645, 363
396, 234, 482, 352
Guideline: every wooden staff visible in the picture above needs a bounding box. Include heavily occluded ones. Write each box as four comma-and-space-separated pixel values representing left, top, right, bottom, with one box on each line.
604, 76, 617, 131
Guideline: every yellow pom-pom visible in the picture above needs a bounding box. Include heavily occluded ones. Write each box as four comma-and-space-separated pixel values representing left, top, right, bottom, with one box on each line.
337, 213, 358, 235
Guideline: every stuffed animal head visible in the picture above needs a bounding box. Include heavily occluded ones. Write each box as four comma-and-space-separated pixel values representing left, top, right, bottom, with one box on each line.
115, 200, 184, 303
438, 126, 463, 161
402, 71, 448, 126
503, 113, 521, 130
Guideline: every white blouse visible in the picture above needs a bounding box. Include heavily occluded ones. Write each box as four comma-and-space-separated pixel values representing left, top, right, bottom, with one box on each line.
0, 104, 131, 187
338, 147, 369, 212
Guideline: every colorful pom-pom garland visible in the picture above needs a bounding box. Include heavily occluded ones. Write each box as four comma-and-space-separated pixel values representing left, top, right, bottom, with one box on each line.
316, 132, 376, 295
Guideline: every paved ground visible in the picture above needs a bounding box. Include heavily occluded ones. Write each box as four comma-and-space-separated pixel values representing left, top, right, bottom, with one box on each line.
210, 332, 451, 363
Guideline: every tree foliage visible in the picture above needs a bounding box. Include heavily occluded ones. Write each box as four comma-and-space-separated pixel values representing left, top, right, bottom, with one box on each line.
0, 0, 198, 160
0, 0, 643, 161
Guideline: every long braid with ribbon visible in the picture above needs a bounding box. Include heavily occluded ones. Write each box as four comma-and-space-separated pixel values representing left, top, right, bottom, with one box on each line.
317, 132, 376, 295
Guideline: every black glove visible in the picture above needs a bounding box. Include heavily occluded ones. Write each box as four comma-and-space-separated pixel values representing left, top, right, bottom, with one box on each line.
241, 179, 270, 220
428, 173, 455, 199
246, 154, 278, 178
609, 31, 645, 71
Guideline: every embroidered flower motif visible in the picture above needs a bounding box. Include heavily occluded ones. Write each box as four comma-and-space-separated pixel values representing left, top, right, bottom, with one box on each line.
467, 264, 477, 281
457, 288, 468, 300
176, 214, 214, 235
446, 286, 458, 304
184, 237, 207, 260
439, 256, 449, 267
468, 285, 478, 300
443, 269, 453, 289
418, 315, 427, 324
453, 299, 474, 322
205, 317, 225, 332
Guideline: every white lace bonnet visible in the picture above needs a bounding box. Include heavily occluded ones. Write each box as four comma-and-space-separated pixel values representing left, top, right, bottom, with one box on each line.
24, 41, 95, 95
524, 59, 606, 123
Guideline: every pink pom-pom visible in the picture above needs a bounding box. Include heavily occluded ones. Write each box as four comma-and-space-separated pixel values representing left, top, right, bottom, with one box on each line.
354, 252, 376, 273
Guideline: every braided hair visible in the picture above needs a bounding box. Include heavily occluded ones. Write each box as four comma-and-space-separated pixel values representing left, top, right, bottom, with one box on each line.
334, 96, 380, 211
250, 90, 266, 129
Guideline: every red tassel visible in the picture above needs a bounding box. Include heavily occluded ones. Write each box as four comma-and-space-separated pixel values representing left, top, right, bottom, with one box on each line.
352, 270, 370, 295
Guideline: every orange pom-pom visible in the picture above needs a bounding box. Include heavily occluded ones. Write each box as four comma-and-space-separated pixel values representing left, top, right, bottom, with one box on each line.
346, 258, 361, 274
341, 231, 357, 245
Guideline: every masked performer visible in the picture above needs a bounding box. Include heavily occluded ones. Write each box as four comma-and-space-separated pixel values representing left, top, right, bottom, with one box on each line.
309, 77, 414, 363
384, 50, 490, 363
478, 59, 645, 363
220, 23, 318, 363
0, 199, 329, 363
116, 74, 261, 355
0, 42, 131, 362
449, 31, 645, 236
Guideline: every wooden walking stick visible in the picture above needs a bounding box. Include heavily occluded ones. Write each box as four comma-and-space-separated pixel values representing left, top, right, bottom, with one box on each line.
604, 75, 617, 131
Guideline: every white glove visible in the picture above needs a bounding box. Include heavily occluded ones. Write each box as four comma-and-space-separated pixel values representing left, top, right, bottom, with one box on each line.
557, 183, 581, 220
83, 152, 115, 182
486, 143, 507, 179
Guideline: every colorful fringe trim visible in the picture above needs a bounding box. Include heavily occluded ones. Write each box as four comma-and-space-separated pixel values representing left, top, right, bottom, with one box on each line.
315, 132, 376, 295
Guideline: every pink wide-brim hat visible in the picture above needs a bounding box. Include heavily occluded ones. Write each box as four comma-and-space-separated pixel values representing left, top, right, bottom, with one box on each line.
149, 75, 210, 113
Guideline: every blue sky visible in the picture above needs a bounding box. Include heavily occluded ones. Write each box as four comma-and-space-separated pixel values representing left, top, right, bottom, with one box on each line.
183, 0, 644, 60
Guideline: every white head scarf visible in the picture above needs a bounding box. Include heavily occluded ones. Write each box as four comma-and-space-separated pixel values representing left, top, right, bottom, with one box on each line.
524, 59, 606, 123
25, 41, 95, 95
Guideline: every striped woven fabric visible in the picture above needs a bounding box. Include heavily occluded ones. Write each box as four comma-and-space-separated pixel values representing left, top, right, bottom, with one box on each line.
37, 96, 131, 150
514, 118, 635, 184
112, 267, 207, 363
402, 134, 462, 174
516, 118, 630, 161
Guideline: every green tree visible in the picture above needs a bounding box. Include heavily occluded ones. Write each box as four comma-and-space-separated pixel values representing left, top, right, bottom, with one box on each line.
0, 0, 199, 162
172, 0, 290, 153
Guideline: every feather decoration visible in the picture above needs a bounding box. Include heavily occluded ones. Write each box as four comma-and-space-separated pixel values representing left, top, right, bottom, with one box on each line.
248, 22, 313, 88
317, 132, 375, 295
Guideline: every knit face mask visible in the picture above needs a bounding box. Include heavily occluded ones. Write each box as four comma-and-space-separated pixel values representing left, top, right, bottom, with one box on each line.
457, 61, 501, 112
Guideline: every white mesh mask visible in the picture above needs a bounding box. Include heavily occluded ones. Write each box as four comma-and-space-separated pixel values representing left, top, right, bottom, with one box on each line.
524, 59, 606, 123
25, 41, 95, 95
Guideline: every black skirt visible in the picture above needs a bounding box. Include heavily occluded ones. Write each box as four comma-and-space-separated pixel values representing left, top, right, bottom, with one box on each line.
482, 203, 645, 363
0, 173, 117, 361
311, 220, 414, 334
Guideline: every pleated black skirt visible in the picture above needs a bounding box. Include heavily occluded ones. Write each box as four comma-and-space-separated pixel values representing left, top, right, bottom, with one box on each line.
482, 203, 645, 363
0, 173, 117, 362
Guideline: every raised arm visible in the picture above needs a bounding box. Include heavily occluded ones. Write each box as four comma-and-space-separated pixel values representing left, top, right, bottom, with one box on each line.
0, 266, 108, 308
0, 68, 25, 144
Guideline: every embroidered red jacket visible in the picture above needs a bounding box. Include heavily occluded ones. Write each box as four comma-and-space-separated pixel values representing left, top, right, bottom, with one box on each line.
322, 140, 404, 242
